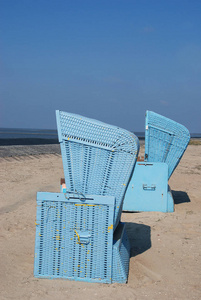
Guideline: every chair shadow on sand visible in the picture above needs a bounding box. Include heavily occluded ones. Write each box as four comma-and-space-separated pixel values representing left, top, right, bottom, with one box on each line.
125, 221, 151, 258
172, 190, 191, 205
124, 190, 190, 258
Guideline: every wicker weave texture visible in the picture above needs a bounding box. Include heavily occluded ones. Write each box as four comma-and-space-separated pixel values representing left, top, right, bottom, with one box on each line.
56, 110, 139, 229
145, 111, 190, 178
34, 192, 114, 283
112, 223, 130, 283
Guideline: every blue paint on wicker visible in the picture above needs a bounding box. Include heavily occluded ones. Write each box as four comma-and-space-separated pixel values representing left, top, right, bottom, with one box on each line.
123, 162, 174, 212
34, 192, 115, 283
145, 111, 190, 178
112, 223, 130, 283
56, 110, 139, 230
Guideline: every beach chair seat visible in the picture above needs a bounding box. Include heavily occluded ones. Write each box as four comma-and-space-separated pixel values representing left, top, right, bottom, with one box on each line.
34, 110, 139, 283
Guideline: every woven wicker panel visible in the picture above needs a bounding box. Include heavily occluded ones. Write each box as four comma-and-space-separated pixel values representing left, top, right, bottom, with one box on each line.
145, 111, 190, 178
56, 110, 139, 229
34, 192, 114, 283
112, 223, 130, 283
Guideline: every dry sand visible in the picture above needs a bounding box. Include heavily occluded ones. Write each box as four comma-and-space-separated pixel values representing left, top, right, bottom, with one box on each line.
0, 145, 201, 299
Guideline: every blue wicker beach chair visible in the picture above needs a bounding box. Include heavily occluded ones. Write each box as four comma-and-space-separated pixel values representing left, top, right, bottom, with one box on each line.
34, 110, 139, 283
123, 111, 190, 212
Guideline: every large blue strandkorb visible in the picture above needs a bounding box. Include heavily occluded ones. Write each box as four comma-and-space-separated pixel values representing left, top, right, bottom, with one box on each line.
34, 110, 139, 283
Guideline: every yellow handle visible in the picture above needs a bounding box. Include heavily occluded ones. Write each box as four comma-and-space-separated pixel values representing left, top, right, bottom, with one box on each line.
74, 229, 80, 243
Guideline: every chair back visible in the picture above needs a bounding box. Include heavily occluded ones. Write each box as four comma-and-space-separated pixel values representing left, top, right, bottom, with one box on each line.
145, 111, 190, 178
56, 110, 139, 229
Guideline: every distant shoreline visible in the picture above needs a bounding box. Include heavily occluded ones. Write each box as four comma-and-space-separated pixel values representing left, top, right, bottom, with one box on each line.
1, 138, 201, 158
0, 128, 200, 147
0, 138, 59, 146
0, 136, 147, 147
0, 136, 200, 146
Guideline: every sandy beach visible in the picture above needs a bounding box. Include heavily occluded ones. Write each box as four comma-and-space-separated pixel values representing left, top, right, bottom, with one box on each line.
0, 144, 201, 299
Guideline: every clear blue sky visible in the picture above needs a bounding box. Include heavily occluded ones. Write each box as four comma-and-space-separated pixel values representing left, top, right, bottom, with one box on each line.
0, 0, 201, 132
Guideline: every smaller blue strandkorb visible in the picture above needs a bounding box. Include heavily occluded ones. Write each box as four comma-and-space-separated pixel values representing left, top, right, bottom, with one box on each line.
145, 111, 190, 178
34, 192, 115, 283
56, 110, 139, 230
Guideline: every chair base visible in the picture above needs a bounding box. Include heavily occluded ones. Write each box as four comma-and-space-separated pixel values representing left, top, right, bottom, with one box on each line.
34, 192, 130, 283
34, 192, 115, 283
123, 162, 174, 213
